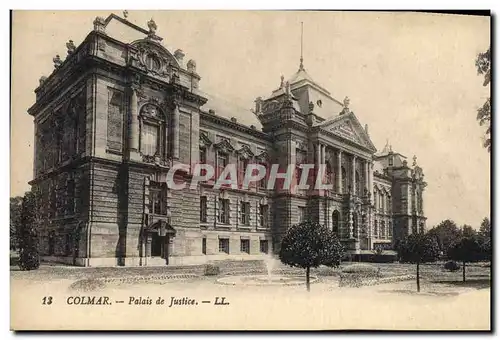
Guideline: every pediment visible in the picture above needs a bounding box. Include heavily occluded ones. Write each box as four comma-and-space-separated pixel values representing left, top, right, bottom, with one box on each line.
129, 39, 179, 78
237, 144, 254, 159
255, 150, 270, 162
319, 112, 377, 152
213, 138, 235, 153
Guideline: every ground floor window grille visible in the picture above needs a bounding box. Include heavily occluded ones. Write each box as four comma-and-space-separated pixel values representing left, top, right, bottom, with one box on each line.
240, 239, 250, 254
219, 238, 229, 254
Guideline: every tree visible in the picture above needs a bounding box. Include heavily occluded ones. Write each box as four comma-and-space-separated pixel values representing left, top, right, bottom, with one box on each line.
279, 221, 344, 291
427, 220, 461, 257
461, 224, 477, 238
475, 47, 491, 152
18, 191, 40, 270
448, 236, 483, 282
397, 232, 440, 292
478, 217, 491, 261
10, 196, 24, 251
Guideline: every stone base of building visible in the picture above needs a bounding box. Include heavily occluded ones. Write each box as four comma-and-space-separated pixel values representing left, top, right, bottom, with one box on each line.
41, 254, 275, 267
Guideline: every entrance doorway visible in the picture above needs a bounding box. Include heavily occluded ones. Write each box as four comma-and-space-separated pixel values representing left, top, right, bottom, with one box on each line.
151, 233, 163, 257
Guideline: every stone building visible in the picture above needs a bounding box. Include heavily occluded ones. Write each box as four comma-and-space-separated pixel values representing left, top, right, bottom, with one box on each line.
27, 14, 427, 266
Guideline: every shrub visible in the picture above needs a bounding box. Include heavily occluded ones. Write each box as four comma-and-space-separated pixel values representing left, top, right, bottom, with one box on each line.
342, 263, 379, 274
204, 264, 220, 276
18, 192, 40, 271
69, 279, 106, 292
444, 260, 460, 272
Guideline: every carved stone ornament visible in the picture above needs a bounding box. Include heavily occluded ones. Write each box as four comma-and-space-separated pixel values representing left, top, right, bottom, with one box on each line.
255, 150, 270, 162
213, 138, 235, 154
140, 103, 163, 119
66, 40, 76, 55
93, 16, 106, 33
199, 131, 213, 148
295, 139, 306, 151
237, 144, 254, 159
187, 59, 196, 73
130, 41, 177, 79
146, 18, 162, 41
53, 55, 62, 69
343, 96, 350, 109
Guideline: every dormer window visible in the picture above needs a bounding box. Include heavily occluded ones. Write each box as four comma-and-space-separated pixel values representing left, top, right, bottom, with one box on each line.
388, 156, 394, 167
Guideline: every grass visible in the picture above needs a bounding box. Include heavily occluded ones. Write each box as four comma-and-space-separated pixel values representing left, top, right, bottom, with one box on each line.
10, 255, 490, 294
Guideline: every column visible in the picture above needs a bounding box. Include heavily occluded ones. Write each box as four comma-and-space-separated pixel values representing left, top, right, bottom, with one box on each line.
351, 155, 356, 195
172, 105, 180, 159
316, 143, 321, 190
316, 142, 321, 169
364, 160, 369, 196
129, 87, 139, 152
336, 150, 342, 193
369, 161, 374, 203
321, 144, 326, 165
320, 144, 326, 194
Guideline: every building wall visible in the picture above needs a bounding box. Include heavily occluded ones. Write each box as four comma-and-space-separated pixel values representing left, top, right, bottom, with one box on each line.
28, 19, 426, 266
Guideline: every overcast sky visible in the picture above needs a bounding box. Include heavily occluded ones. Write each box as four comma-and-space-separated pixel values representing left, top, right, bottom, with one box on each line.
11, 11, 490, 228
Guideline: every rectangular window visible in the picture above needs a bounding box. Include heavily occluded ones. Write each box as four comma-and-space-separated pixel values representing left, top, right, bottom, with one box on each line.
239, 157, 249, 187
142, 123, 158, 156
259, 163, 267, 189
298, 206, 305, 223
200, 196, 207, 222
49, 182, 57, 218
240, 239, 250, 254
217, 152, 228, 178
149, 183, 167, 216
218, 238, 229, 254
202, 237, 207, 255
260, 240, 269, 254
199, 148, 207, 164
259, 204, 269, 227
66, 178, 75, 215
65, 233, 71, 256
218, 199, 230, 224
240, 202, 250, 225
107, 89, 123, 152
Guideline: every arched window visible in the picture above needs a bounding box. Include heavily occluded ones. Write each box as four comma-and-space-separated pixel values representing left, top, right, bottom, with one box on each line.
373, 189, 378, 208
388, 221, 393, 237
341, 166, 347, 194
332, 210, 340, 234
381, 221, 386, 238
374, 219, 378, 238
355, 171, 361, 196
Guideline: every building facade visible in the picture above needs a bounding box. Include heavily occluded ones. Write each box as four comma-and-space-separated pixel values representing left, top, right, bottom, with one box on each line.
28, 14, 427, 266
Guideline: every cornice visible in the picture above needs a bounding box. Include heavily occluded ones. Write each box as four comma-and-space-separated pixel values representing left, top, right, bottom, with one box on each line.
200, 111, 271, 140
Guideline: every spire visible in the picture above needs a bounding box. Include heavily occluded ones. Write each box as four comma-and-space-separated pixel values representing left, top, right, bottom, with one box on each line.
299, 22, 304, 71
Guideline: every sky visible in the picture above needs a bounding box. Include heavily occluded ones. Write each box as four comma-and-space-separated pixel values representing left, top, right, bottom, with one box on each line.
11, 11, 490, 228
